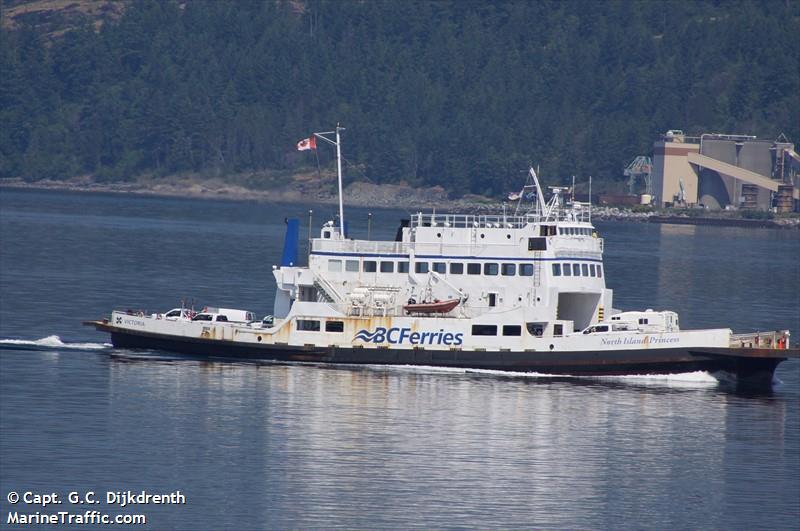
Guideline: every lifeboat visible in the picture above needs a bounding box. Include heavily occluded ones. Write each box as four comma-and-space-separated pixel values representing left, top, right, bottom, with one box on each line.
403, 298, 460, 315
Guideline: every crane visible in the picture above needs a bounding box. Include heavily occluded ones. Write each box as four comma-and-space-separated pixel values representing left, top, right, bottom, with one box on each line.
624, 156, 653, 195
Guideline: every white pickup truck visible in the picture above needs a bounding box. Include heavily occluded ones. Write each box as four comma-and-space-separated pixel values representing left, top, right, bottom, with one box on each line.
191, 307, 256, 323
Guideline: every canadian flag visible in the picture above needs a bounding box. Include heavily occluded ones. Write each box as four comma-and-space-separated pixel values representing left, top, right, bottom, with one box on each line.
296, 136, 317, 151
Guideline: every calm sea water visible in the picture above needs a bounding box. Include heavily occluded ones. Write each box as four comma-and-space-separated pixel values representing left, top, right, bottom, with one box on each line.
1, 188, 798, 529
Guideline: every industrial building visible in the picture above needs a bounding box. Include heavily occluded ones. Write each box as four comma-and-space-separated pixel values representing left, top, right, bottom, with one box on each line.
651, 131, 800, 212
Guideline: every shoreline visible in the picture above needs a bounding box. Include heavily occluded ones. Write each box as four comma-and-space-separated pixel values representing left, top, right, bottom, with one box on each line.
2, 178, 798, 229
0, 176, 490, 212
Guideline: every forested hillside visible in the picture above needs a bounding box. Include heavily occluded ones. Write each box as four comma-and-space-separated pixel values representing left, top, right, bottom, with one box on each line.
1, 0, 798, 196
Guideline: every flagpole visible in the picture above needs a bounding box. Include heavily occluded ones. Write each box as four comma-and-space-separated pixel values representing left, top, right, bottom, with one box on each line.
335, 124, 345, 239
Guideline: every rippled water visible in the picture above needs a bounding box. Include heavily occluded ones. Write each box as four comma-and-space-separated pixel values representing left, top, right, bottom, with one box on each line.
1, 189, 799, 529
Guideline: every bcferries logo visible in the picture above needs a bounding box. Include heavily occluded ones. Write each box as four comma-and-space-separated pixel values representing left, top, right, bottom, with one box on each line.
354, 327, 464, 346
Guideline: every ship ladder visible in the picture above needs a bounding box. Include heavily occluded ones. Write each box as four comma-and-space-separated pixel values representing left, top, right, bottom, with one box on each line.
313, 280, 335, 303
533, 253, 541, 287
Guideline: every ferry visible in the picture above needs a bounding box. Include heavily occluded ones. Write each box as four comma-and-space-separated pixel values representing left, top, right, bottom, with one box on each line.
86, 127, 798, 387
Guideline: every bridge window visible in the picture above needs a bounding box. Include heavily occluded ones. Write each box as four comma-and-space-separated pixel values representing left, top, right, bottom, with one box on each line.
563, 263, 572, 276
363, 260, 377, 273
297, 319, 320, 331
450, 263, 464, 275
502, 325, 522, 336
467, 263, 481, 275
328, 260, 342, 272
380, 261, 394, 273
552, 263, 561, 276
572, 264, 581, 276
432, 262, 446, 274
501, 263, 516, 276
471, 324, 497, 336
520, 264, 534, 276
325, 320, 344, 332
398, 262, 409, 273
597, 265, 603, 278
215, 315, 228, 322
590, 264, 596, 276
581, 264, 589, 276
415, 262, 429, 274
346, 260, 359, 272
528, 237, 547, 250
539, 225, 557, 237
553, 324, 563, 337
484, 263, 499, 276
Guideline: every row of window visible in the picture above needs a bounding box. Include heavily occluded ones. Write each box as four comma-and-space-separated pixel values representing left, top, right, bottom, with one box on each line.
559, 227, 594, 236
474, 323, 564, 337
328, 259, 538, 276
552, 263, 603, 278
297, 319, 344, 332
539, 226, 594, 237
295, 320, 563, 338
328, 258, 603, 279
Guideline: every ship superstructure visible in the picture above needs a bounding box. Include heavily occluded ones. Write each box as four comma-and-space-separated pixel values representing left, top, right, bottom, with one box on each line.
274, 170, 611, 346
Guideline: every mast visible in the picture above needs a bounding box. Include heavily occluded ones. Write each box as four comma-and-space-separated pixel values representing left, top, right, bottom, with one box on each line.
313, 125, 347, 240
335, 124, 345, 239
530, 167, 546, 216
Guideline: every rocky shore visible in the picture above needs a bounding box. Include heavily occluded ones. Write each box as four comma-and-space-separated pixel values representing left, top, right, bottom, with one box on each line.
3, 176, 798, 229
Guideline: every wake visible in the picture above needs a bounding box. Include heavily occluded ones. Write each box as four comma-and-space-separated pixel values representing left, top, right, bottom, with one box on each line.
0, 335, 111, 351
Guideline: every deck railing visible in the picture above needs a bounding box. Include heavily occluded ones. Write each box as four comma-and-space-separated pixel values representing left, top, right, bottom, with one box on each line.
312, 239, 410, 255
408, 209, 591, 229
730, 330, 790, 349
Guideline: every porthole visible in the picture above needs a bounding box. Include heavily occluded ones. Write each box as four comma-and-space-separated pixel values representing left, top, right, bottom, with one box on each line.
481, 234, 485, 239
437, 232, 441, 238
257, 336, 262, 342
506, 234, 511, 239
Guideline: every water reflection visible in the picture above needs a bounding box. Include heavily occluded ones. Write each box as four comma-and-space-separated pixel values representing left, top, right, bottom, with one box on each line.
100, 357, 795, 527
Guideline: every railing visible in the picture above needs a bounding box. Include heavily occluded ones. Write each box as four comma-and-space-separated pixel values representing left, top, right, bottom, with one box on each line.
312, 238, 530, 258
408, 209, 591, 229
554, 249, 603, 260
409, 213, 538, 229
730, 330, 790, 349
312, 239, 410, 255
